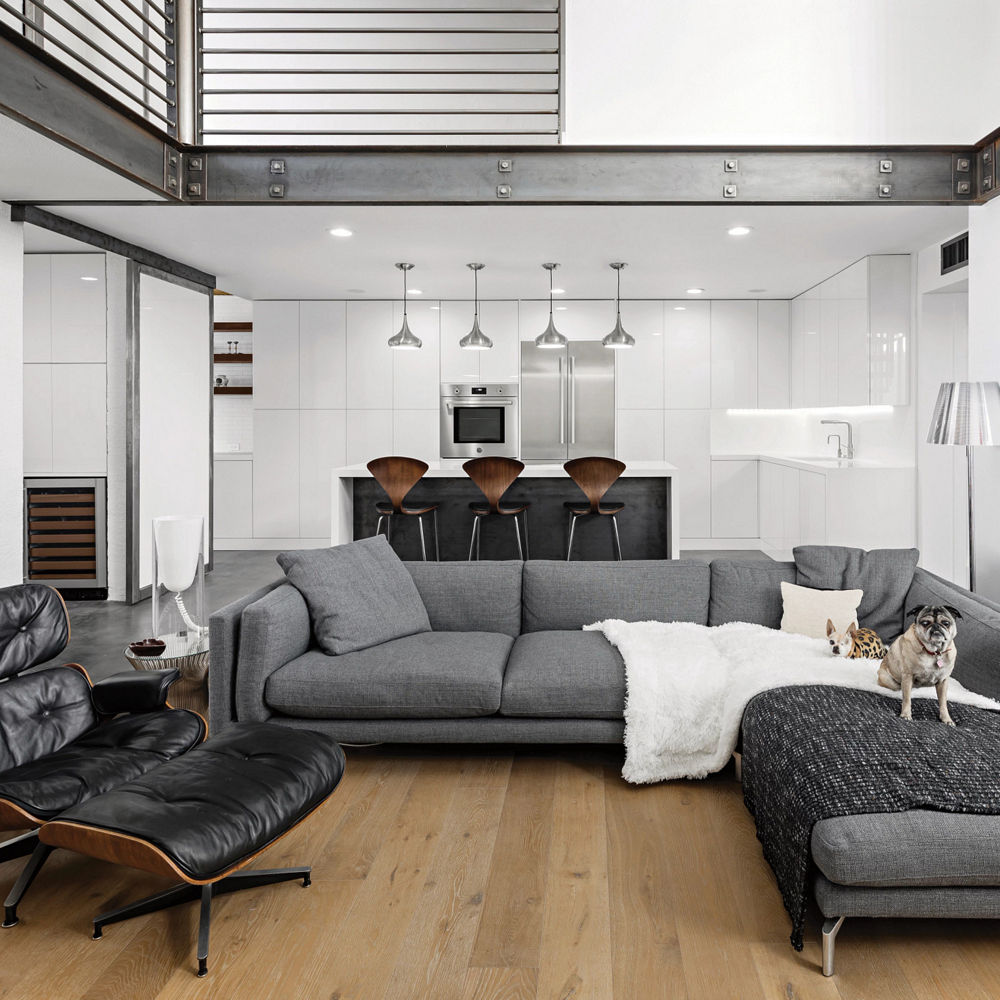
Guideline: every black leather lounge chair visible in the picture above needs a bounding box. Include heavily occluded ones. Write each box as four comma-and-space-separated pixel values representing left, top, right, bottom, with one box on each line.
0, 583, 207, 926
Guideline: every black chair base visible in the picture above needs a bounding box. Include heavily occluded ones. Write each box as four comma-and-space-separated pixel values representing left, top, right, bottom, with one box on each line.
375, 508, 440, 560
3, 841, 53, 928
92, 866, 312, 977
0, 829, 39, 867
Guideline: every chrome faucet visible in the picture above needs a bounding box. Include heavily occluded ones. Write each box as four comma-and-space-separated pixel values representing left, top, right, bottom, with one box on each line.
821, 420, 854, 460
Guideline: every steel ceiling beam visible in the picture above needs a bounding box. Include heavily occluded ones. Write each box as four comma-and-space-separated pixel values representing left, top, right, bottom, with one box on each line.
0, 27, 181, 200
192, 146, 976, 206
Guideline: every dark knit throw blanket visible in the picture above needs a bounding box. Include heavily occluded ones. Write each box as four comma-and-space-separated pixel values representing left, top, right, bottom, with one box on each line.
741, 685, 1000, 951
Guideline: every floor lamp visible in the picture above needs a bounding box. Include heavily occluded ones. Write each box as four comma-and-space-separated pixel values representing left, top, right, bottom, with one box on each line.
926, 380, 1000, 592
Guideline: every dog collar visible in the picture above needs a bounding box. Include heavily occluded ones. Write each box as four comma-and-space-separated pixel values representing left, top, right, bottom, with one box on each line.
918, 639, 952, 661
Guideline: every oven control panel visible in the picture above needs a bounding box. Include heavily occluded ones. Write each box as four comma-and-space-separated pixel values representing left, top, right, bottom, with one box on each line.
441, 383, 519, 398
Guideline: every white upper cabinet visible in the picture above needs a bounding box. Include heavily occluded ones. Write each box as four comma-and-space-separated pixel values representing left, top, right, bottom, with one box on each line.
253, 301, 299, 409
477, 301, 519, 382
439, 300, 481, 383
345, 301, 393, 409
789, 255, 910, 407
23, 256, 52, 363
664, 301, 710, 409
51, 255, 106, 363
710, 301, 757, 409
392, 301, 439, 410
756, 300, 790, 408
298, 301, 346, 409
615, 301, 664, 409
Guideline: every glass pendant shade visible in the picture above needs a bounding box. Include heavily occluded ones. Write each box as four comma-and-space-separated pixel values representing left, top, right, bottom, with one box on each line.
602, 262, 635, 349
535, 262, 568, 349
460, 262, 493, 350
388, 262, 422, 350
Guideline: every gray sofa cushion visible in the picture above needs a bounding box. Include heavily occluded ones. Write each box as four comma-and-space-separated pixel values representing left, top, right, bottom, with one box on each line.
794, 545, 919, 641
521, 560, 711, 632
276, 536, 430, 655
708, 559, 795, 628
264, 631, 512, 719
500, 631, 625, 719
403, 560, 522, 637
906, 567, 1000, 701
812, 810, 1000, 887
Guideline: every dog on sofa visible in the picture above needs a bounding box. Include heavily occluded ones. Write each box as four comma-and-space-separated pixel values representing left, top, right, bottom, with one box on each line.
877, 605, 962, 726
826, 619, 887, 660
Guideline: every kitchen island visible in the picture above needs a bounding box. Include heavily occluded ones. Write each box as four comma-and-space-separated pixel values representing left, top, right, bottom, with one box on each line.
331, 461, 681, 560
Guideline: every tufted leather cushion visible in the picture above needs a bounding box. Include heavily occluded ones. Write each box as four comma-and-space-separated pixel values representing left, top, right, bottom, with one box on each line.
0, 668, 97, 772
0, 584, 70, 680
51, 723, 345, 881
0, 708, 205, 823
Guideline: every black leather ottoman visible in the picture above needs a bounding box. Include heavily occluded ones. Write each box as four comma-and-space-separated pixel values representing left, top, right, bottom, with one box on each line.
39, 722, 346, 976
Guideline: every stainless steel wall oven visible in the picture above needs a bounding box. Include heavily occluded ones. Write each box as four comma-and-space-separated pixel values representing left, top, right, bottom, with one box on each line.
440, 383, 519, 459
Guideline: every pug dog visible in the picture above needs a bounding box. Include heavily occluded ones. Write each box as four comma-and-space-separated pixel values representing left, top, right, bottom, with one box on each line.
877, 605, 962, 725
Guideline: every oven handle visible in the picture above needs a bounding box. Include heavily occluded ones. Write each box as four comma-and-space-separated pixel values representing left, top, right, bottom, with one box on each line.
445, 400, 515, 413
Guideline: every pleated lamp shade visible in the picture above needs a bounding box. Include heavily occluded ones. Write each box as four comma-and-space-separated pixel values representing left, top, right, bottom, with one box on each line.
926, 381, 1000, 446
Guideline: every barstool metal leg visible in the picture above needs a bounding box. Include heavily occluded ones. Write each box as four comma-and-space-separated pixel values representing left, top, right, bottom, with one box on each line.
467, 517, 478, 561
567, 514, 578, 561
513, 513, 524, 560
386, 515, 392, 544
433, 509, 440, 561
418, 515, 428, 561
522, 509, 530, 560
476, 517, 481, 560
611, 514, 623, 560
375, 514, 385, 538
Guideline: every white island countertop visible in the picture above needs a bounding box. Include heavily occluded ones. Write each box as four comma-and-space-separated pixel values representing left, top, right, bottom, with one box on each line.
712, 453, 914, 472
333, 460, 679, 478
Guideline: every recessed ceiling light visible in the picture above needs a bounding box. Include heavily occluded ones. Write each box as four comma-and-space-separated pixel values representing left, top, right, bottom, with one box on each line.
555, 305, 568, 311
407, 288, 422, 295
346, 288, 365, 294
686, 288, 704, 295
328, 227, 353, 238
551, 287, 565, 295
673, 305, 687, 311
429, 305, 440, 310
80, 276, 99, 281
727, 226, 752, 237
748, 288, 767, 293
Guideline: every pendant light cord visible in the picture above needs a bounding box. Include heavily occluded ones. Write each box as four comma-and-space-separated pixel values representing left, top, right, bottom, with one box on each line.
474, 267, 479, 321
549, 266, 554, 318
402, 267, 408, 319
616, 266, 622, 320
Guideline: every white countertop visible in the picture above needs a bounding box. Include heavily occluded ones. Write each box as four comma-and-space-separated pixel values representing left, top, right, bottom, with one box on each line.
333, 460, 679, 478
712, 453, 914, 472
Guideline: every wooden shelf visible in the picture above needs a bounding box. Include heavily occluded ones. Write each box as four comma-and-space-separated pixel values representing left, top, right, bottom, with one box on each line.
214, 321, 253, 333
213, 353, 253, 363
213, 386, 253, 395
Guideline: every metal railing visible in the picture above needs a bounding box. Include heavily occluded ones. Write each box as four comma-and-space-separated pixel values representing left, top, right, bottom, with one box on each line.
197, 1, 561, 144
0, 0, 176, 133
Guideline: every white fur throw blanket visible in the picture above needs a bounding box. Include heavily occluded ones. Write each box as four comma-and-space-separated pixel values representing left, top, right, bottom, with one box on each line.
584, 620, 1000, 784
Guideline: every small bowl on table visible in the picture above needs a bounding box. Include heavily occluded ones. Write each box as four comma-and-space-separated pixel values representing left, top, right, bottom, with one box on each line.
128, 638, 166, 658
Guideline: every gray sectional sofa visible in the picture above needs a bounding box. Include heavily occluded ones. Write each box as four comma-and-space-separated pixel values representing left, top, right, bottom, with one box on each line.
210, 549, 1000, 974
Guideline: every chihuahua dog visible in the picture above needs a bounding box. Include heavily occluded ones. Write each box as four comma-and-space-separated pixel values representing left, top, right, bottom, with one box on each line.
877, 605, 962, 725
826, 619, 887, 659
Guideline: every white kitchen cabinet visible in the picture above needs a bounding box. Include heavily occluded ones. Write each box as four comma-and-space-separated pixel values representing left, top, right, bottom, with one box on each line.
615, 301, 664, 409
711, 459, 758, 538
214, 459, 253, 538
393, 408, 439, 461
869, 255, 911, 405
664, 301, 710, 408
477, 301, 520, 382
665, 409, 711, 538
299, 301, 346, 409
799, 469, 827, 545
710, 301, 757, 409
253, 409, 299, 537
837, 259, 870, 407
23, 256, 51, 363
299, 409, 346, 538
52, 364, 106, 473
790, 292, 821, 407
779, 464, 800, 553
22, 364, 53, 473
756, 300, 790, 408
617, 409, 664, 461
51, 255, 106, 363
439, 301, 481, 383
818, 294, 839, 407
552, 299, 614, 341
345, 409, 393, 466
253, 301, 299, 409
345, 302, 394, 409
392, 301, 440, 410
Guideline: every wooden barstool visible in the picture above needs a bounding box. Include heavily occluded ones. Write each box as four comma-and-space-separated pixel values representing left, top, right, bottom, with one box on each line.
367, 456, 439, 561
462, 457, 530, 561
563, 456, 626, 560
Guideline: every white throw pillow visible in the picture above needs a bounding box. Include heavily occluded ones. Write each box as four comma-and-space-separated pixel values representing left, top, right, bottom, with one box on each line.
779, 581, 864, 640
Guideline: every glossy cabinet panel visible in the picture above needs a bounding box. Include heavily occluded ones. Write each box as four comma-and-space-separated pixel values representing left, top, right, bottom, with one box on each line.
756, 300, 790, 408
51, 255, 106, 363
665, 409, 711, 538
711, 459, 758, 538
253, 409, 299, 537
614, 301, 664, 409
710, 301, 757, 409
214, 460, 253, 538
253, 301, 299, 409
22, 255, 51, 363
664, 301, 710, 408
345, 302, 393, 409
52, 363, 106, 473
299, 301, 346, 409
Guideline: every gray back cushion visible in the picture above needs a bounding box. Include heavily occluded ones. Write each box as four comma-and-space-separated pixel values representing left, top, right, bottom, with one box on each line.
522, 560, 710, 632
794, 545, 919, 641
404, 561, 522, 637
276, 536, 430, 655
906, 567, 1000, 700
708, 560, 795, 628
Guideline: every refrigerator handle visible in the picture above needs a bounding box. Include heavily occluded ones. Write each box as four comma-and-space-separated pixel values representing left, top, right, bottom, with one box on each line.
569, 354, 576, 444
558, 356, 565, 444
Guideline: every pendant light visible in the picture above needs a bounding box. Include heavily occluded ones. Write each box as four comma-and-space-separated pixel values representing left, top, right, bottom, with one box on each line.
602, 262, 635, 349
459, 263, 493, 350
387, 262, 422, 350
535, 262, 568, 349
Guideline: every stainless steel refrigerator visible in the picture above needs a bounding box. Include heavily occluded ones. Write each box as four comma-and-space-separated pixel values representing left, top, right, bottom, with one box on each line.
520, 341, 616, 461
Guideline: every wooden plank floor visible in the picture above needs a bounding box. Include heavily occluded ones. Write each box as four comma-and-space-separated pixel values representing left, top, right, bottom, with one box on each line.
3, 745, 999, 1000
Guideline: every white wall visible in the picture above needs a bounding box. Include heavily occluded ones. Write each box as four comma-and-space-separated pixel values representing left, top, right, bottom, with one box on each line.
0, 205, 24, 586
105, 253, 128, 601
563, 0, 1000, 145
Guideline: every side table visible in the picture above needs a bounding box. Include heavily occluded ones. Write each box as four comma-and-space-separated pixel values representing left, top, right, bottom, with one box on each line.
125, 633, 209, 718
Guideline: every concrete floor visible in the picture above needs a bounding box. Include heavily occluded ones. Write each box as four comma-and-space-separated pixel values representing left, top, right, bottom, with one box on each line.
41, 548, 771, 682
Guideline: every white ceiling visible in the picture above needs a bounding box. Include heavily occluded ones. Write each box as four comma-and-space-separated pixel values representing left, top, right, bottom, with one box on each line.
0, 115, 165, 202
41, 202, 967, 301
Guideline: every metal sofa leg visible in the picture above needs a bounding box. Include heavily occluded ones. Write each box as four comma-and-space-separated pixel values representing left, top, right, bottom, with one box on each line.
822, 916, 845, 976
3, 843, 53, 928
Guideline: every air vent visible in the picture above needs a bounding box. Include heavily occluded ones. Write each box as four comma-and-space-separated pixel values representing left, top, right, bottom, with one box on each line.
941, 232, 969, 275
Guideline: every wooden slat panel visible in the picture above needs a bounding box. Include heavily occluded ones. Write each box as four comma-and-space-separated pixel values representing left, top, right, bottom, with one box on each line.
27, 533, 96, 544
214, 321, 253, 332
27, 492, 96, 503
28, 572, 95, 580
213, 386, 253, 395
29, 560, 97, 571
213, 353, 253, 363
28, 547, 95, 557
28, 506, 96, 517
29, 519, 96, 531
